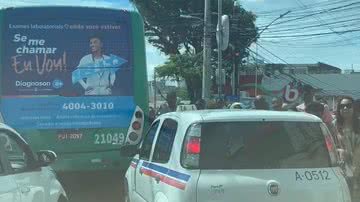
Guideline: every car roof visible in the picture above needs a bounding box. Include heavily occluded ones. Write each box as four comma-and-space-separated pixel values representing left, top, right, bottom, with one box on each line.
160, 110, 322, 123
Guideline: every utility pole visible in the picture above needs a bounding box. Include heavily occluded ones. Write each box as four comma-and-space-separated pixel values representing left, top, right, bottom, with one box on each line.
234, 51, 239, 96
202, 0, 212, 103
231, 46, 236, 95
233, 0, 239, 96
255, 43, 258, 97
217, 0, 223, 99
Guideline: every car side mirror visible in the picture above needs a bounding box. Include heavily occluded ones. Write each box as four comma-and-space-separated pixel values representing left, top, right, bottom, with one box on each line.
36, 150, 57, 167
120, 145, 139, 157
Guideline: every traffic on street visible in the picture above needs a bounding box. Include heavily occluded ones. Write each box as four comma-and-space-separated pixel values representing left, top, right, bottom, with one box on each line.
1, 0, 360, 202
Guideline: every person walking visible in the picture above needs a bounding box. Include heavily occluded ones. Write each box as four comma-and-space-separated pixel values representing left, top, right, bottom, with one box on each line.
334, 96, 360, 197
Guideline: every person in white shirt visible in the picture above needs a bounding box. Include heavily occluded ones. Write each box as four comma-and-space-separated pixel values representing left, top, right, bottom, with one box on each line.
77, 35, 115, 95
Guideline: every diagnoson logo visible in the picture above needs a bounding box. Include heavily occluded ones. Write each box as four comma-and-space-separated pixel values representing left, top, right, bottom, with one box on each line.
52, 79, 64, 89
16, 80, 51, 88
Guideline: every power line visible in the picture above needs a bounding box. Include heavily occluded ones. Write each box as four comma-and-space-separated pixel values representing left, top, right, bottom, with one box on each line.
257, 11, 360, 31
265, 2, 360, 27
245, 10, 291, 47
261, 40, 360, 48
259, 16, 360, 34
295, 0, 358, 46
255, 41, 360, 95
255, 0, 345, 13
232, 20, 360, 38
254, 43, 360, 97
261, 42, 355, 49
260, 27, 360, 38
246, 48, 343, 98
257, 0, 358, 18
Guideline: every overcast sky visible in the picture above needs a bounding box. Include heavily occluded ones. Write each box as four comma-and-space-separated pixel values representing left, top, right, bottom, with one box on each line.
2, 0, 359, 78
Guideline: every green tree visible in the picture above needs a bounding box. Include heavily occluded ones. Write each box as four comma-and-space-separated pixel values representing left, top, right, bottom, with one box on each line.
155, 53, 202, 103
176, 87, 190, 101
132, 0, 258, 101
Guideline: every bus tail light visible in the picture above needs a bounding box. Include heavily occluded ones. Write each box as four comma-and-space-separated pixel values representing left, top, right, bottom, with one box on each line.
126, 106, 144, 145
128, 132, 139, 142
132, 121, 141, 130
135, 111, 143, 119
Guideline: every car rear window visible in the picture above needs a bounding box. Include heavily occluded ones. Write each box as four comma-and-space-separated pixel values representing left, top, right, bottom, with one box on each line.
199, 121, 331, 169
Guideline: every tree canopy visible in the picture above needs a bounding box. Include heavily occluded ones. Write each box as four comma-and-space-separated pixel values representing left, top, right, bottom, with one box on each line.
132, 0, 258, 102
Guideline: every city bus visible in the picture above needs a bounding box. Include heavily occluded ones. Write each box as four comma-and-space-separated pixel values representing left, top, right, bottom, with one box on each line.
0, 4, 149, 172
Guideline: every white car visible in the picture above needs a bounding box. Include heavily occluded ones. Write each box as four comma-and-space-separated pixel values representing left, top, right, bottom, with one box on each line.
0, 123, 67, 202
121, 110, 351, 202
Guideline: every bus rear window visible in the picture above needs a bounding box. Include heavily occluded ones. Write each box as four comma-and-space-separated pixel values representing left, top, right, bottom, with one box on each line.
199, 121, 331, 169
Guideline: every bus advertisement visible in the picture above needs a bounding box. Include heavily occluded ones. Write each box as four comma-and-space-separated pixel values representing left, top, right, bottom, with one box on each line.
0, 6, 148, 172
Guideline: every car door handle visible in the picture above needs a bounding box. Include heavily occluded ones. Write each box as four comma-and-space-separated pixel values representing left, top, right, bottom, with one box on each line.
155, 176, 161, 183
20, 186, 30, 194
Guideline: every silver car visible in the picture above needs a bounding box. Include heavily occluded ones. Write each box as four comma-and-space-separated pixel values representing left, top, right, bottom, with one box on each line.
0, 123, 67, 202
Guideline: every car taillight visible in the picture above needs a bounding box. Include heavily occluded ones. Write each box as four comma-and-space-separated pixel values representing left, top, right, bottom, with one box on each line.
132, 121, 141, 130
182, 124, 201, 169
186, 137, 201, 154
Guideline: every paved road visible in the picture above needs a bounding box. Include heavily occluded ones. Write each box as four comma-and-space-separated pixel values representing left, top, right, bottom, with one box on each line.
58, 171, 125, 202
354, 189, 360, 202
